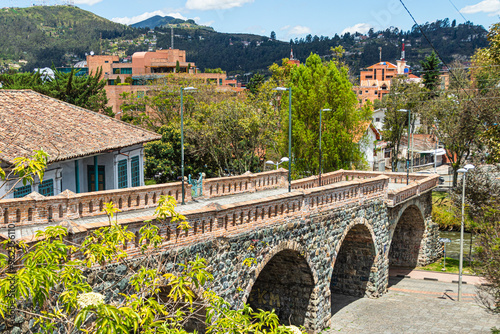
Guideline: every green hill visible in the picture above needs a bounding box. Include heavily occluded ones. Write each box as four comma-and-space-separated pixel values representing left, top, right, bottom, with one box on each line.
130, 15, 177, 29
0, 7, 489, 79
0, 6, 140, 69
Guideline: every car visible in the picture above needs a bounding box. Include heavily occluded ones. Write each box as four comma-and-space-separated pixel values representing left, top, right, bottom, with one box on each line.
416, 171, 445, 184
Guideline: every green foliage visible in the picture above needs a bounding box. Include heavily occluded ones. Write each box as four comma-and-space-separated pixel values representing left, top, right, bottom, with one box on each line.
0, 6, 139, 70
203, 68, 225, 74
0, 67, 112, 114
144, 125, 206, 183
247, 73, 266, 95
380, 77, 424, 171
0, 198, 306, 333
0, 149, 48, 200
420, 52, 441, 92
272, 52, 371, 176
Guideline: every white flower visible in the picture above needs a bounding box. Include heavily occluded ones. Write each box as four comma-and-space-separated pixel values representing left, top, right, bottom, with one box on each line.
285, 325, 302, 334
77, 292, 105, 308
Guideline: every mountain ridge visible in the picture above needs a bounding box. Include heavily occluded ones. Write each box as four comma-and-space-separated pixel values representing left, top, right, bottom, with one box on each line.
0, 7, 489, 78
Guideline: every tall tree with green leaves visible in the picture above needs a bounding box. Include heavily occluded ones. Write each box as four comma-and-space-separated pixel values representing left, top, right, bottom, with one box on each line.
0, 67, 112, 115
381, 77, 424, 171
420, 52, 441, 92
271, 52, 371, 177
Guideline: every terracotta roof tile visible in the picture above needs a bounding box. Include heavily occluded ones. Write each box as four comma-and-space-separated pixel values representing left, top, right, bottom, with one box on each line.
0, 90, 161, 164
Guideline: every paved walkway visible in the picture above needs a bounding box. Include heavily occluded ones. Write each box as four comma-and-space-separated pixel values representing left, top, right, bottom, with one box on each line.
389, 268, 488, 285
327, 277, 499, 334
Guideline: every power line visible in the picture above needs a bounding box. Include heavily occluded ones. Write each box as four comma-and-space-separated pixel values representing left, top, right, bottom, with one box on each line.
398, 0, 486, 118
447, 0, 468, 23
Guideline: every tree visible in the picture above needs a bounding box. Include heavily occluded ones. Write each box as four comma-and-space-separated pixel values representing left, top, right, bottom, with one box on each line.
0, 150, 48, 200
115, 75, 121, 84
451, 165, 500, 313
380, 77, 424, 171
420, 64, 479, 186
271, 52, 371, 176
247, 73, 266, 95
188, 84, 279, 176
176, 60, 181, 73
270, 31, 276, 40
0, 67, 113, 116
470, 23, 500, 162
0, 197, 304, 333
420, 52, 441, 92
144, 125, 210, 183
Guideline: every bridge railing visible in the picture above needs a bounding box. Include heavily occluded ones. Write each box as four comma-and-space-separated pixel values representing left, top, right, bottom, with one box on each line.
203, 169, 287, 198
47, 175, 390, 257
0, 169, 288, 230
386, 175, 439, 206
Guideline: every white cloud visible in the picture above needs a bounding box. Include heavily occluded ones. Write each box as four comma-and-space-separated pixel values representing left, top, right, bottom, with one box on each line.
286, 25, 312, 36
460, 0, 500, 15
73, 0, 103, 5
341, 23, 373, 35
280, 25, 290, 31
111, 11, 187, 25
185, 0, 254, 10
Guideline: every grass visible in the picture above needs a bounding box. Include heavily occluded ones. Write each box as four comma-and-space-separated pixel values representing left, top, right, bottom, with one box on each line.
145, 179, 157, 186
432, 191, 473, 231
419, 257, 478, 275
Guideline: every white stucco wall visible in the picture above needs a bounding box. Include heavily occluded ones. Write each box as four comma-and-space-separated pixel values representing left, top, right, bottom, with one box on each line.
0, 144, 145, 199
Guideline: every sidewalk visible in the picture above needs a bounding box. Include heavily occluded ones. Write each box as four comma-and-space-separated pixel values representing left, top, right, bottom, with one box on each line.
389, 267, 488, 285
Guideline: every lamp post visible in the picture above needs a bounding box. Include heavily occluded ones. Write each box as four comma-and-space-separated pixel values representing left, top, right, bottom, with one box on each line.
274, 87, 292, 192
399, 109, 411, 185
319, 108, 331, 187
265, 157, 289, 170
457, 163, 475, 301
180, 86, 197, 205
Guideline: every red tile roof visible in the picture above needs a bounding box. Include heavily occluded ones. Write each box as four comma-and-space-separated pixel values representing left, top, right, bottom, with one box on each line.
0, 90, 161, 164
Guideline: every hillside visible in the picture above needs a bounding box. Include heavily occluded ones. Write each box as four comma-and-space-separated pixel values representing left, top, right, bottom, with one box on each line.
131, 15, 179, 29
0, 7, 489, 79
0, 6, 142, 70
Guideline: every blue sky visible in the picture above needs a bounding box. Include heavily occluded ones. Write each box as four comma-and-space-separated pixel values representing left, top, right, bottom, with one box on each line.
13, 0, 500, 39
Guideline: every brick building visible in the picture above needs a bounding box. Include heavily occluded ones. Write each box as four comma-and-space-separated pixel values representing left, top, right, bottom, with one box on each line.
353, 41, 422, 106
84, 49, 232, 115
0, 90, 160, 199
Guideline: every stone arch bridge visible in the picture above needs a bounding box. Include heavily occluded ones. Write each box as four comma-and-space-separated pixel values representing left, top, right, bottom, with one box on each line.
0, 169, 440, 332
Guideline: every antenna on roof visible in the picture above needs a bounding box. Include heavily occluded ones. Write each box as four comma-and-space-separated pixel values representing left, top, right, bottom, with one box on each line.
290, 48, 294, 60
378, 47, 382, 62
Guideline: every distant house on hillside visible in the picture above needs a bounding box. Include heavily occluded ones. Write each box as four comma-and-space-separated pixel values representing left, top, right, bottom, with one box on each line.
0, 90, 161, 199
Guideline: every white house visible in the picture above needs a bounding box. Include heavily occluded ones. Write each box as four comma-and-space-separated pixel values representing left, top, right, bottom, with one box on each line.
354, 121, 381, 170
0, 90, 161, 199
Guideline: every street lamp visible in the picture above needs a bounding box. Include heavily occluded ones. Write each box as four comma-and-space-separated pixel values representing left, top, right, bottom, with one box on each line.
319, 108, 331, 186
399, 109, 411, 185
457, 163, 475, 301
274, 87, 292, 192
265, 157, 289, 170
180, 86, 197, 205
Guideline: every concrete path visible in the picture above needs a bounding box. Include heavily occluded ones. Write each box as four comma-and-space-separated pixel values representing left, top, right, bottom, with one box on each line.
389, 268, 488, 285
327, 277, 500, 334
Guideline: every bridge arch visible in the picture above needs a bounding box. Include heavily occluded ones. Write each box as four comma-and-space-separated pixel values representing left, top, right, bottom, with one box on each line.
244, 241, 317, 327
388, 203, 426, 268
330, 218, 379, 300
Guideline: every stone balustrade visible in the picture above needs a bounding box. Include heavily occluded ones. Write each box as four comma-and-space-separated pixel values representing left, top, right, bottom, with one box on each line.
0, 169, 289, 229
386, 175, 439, 206
0, 168, 439, 231
28, 175, 390, 257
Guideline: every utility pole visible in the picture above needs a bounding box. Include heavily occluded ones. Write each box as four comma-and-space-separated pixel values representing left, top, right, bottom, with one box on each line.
171, 27, 174, 49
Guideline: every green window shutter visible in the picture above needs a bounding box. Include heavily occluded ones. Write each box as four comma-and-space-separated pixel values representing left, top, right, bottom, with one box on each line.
131, 156, 140, 187
118, 160, 128, 188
